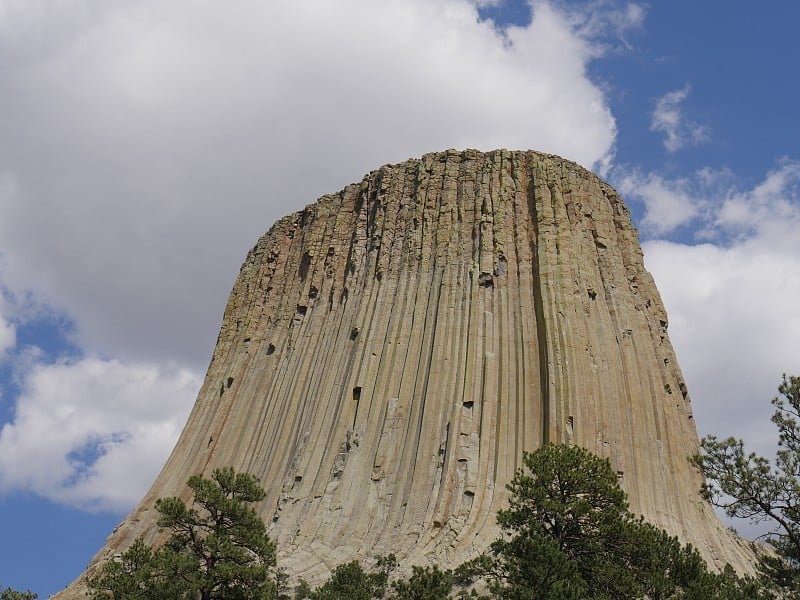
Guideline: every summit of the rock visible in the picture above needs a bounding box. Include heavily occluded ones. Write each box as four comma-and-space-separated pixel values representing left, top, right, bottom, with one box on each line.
56, 149, 754, 596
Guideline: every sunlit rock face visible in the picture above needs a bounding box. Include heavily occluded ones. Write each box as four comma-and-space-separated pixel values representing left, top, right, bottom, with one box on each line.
58, 149, 753, 596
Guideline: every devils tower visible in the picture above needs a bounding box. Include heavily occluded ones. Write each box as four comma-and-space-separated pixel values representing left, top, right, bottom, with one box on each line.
58, 149, 753, 596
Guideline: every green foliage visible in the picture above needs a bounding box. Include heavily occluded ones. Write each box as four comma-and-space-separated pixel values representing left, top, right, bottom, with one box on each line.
452, 554, 494, 587
275, 568, 291, 600
475, 443, 768, 600
302, 556, 395, 600
307, 562, 374, 600
706, 565, 776, 600
488, 444, 633, 598
695, 374, 800, 596
390, 565, 452, 600
292, 580, 312, 600
0, 586, 37, 600
495, 444, 636, 598
87, 538, 180, 600
88, 467, 276, 600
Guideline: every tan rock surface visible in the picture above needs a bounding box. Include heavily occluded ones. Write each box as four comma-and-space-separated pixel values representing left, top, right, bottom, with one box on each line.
57, 149, 754, 596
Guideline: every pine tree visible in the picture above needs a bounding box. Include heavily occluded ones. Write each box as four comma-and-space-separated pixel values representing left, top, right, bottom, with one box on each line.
390, 565, 453, 600
483, 444, 768, 599
695, 374, 800, 596
88, 468, 276, 600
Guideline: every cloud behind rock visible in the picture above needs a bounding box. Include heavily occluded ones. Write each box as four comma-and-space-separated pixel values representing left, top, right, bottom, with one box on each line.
0, 0, 618, 369
0, 0, 625, 511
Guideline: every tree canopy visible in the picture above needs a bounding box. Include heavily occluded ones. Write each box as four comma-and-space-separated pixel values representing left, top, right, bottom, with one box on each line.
0, 586, 36, 600
695, 374, 800, 596
390, 565, 452, 600
456, 444, 768, 600
88, 467, 276, 600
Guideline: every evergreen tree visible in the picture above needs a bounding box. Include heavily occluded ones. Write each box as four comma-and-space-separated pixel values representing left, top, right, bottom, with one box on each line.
390, 565, 452, 600
481, 444, 767, 599
297, 556, 395, 600
88, 468, 276, 600
695, 374, 800, 596
0, 586, 36, 600
490, 444, 638, 598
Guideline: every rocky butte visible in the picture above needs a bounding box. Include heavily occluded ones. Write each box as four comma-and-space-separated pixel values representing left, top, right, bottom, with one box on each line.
57, 149, 754, 596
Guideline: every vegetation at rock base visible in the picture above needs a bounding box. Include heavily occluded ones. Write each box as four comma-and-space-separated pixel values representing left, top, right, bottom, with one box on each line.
493, 444, 644, 598
292, 560, 457, 600
695, 373, 800, 597
457, 444, 770, 599
390, 565, 453, 600
297, 445, 768, 599
88, 467, 276, 600
89, 447, 775, 599
293, 556, 396, 600
0, 586, 36, 600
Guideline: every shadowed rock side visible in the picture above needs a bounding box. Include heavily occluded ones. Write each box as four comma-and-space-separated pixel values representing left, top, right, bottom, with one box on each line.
58, 149, 754, 596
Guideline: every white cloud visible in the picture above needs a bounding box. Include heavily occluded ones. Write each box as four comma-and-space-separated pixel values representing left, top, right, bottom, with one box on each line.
0, 0, 621, 371
0, 315, 14, 358
0, 357, 200, 512
615, 162, 800, 240
617, 171, 703, 235
716, 161, 800, 244
651, 85, 710, 152
0, 280, 17, 359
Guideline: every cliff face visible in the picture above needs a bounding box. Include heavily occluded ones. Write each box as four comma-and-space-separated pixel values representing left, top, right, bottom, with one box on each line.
58, 149, 753, 595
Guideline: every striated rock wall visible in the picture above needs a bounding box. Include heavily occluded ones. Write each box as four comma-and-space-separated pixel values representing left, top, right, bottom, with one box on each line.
57, 149, 753, 596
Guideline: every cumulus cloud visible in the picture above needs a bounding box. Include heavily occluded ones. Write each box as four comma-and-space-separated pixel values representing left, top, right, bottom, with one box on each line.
0, 357, 200, 512
617, 171, 704, 235
614, 162, 798, 239
650, 85, 710, 152
640, 160, 800, 460
0, 0, 621, 371
715, 160, 800, 243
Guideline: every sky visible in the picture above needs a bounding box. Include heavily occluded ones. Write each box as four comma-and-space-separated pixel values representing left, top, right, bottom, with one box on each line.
0, 0, 798, 595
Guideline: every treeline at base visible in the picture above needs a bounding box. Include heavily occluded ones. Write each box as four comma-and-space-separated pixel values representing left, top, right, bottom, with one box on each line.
82, 376, 800, 600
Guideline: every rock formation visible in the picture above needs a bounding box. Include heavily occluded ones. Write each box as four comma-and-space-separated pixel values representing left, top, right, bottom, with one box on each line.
57, 149, 753, 596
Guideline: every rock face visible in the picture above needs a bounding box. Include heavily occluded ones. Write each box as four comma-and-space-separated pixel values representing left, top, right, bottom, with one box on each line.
58, 149, 753, 596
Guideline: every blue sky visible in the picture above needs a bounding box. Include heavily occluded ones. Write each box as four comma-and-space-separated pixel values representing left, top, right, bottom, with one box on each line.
1, 0, 798, 595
